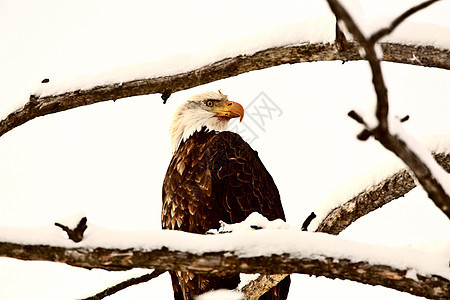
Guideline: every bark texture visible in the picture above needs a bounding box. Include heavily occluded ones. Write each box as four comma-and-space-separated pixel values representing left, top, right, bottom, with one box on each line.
0, 43, 449, 138
317, 153, 450, 234
0, 241, 448, 299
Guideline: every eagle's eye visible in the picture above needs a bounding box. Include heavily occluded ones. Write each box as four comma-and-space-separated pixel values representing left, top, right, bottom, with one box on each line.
205, 100, 214, 107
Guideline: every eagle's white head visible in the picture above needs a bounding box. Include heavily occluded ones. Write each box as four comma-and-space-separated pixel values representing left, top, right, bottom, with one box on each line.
170, 90, 244, 154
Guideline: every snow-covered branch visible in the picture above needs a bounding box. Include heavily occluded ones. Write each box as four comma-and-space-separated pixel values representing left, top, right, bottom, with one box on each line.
0, 226, 448, 299
314, 152, 450, 234
0, 42, 448, 138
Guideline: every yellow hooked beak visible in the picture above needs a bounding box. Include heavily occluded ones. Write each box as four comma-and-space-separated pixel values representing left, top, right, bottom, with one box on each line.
213, 100, 244, 122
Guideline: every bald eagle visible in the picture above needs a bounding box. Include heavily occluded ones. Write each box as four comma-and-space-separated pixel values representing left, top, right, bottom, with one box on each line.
162, 91, 290, 300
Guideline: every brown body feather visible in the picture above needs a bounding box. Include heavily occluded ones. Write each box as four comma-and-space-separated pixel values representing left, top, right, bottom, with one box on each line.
162, 128, 290, 300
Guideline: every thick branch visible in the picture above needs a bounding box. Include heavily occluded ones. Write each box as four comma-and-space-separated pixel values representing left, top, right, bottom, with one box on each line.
0, 241, 448, 299
1, 43, 449, 138
317, 152, 450, 234
242, 274, 290, 300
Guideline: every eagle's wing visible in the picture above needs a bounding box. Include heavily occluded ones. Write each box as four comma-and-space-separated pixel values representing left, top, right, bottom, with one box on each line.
162, 129, 289, 299
210, 131, 286, 224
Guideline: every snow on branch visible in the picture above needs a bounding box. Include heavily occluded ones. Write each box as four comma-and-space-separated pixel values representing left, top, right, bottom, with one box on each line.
310, 151, 450, 234
0, 223, 449, 299
0, 42, 449, 138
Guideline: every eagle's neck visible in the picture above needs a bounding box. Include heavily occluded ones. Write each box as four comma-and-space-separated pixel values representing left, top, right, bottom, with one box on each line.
170, 110, 229, 154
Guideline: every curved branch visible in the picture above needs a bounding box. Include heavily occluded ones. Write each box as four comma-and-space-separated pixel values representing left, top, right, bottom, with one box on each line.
370, 0, 441, 43
0, 241, 448, 299
1, 42, 449, 138
82, 270, 165, 300
317, 152, 450, 234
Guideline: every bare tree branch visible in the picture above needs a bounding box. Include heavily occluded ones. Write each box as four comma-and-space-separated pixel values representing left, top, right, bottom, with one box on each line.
82, 270, 165, 300
327, 0, 450, 219
0, 240, 448, 299
0, 42, 449, 139
54, 217, 88, 243
369, 0, 441, 43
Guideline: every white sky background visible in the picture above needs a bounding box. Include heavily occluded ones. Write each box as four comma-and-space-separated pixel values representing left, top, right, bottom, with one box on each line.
0, 0, 449, 299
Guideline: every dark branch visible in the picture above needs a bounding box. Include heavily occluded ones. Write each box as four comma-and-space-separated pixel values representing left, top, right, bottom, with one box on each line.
301, 212, 316, 231
54, 217, 88, 243
0, 241, 448, 299
1, 43, 449, 138
370, 0, 442, 43
326, 0, 450, 220
347, 110, 367, 125
82, 270, 165, 300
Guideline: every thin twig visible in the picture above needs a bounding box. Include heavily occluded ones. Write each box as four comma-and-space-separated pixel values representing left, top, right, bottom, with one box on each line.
82, 270, 165, 300
370, 0, 441, 43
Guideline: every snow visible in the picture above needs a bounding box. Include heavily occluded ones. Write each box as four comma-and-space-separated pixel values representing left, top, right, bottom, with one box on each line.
207, 212, 292, 234
0, 1, 446, 120
237, 273, 260, 290
308, 135, 450, 232
196, 289, 244, 300
1, 214, 449, 282
389, 117, 450, 196
405, 269, 419, 281
341, 0, 450, 49
30, 16, 335, 100
56, 211, 86, 229
1, 0, 450, 299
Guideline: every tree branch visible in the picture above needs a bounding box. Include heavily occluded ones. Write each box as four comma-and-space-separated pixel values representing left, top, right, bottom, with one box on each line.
247, 1, 449, 296
0, 240, 448, 299
251, 151, 449, 296
82, 270, 165, 300
316, 152, 450, 234
1, 42, 449, 138
369, 0, 441, 43
327, 0, 450, 218
54, 217, 88, 243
